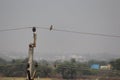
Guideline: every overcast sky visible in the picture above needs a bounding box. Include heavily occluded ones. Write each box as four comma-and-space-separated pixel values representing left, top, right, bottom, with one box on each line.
0, 0, 120, 60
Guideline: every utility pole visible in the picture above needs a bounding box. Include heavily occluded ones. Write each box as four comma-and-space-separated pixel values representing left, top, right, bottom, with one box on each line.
26, 25, 53, 80
26, 27, 37, 80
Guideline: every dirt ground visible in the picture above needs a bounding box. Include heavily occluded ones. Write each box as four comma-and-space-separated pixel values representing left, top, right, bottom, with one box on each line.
1, 77, 120, 80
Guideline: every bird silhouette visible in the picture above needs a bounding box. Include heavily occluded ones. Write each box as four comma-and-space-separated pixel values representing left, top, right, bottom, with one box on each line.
50, 25, 53, 31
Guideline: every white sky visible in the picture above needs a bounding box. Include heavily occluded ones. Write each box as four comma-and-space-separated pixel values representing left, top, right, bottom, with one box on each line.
0, 0, 120, 60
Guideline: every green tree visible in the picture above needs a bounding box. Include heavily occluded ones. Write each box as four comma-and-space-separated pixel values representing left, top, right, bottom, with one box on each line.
36, 60, 53, 77
56, 59, 77, 79
0, 57, 7, 65
110, 58, 120, 70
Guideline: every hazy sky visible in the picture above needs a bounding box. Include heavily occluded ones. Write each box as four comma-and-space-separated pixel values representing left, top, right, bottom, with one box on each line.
0, 0, 120, 60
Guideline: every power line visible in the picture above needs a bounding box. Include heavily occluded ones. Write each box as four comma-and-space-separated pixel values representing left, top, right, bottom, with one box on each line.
0, 27, 31, 32
54, 29, 120, 38
37, 26, 120, 38
0, 26, 120, 38
0, 26, 48, 32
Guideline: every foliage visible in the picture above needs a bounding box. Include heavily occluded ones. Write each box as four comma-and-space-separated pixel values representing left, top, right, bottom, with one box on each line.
0, 58, 26, 77
56, 59, 78, 79
36, 64, 53, 77
110, 58, 120, 70
0, 57, 120, 79
0, 57, 7, 65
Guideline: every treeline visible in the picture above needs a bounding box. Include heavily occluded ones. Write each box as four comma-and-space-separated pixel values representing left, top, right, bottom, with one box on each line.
0, 57, 120, 79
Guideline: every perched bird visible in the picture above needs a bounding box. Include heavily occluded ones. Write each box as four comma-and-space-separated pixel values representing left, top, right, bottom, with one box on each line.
50, 25, 53, 31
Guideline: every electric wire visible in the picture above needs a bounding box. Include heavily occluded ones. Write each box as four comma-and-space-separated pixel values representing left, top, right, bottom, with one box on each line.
0, 26, 120, 38
36, 26, 120, 38
54, 29, 120, 38
0, 27, 31, 32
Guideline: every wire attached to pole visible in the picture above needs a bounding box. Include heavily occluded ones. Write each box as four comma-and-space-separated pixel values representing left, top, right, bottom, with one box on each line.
0, 25, 120, 38
0, 27, 31, 32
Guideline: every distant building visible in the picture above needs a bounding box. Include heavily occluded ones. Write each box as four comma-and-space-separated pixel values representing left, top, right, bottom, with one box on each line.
100, 64, 111, 70
91, 64, 100, 69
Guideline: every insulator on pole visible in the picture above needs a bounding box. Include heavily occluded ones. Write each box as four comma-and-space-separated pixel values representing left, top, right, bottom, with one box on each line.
32, 27, 36, 32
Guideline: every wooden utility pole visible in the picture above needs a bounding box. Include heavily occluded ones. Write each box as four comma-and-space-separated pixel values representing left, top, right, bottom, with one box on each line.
26, 27, 37, 80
